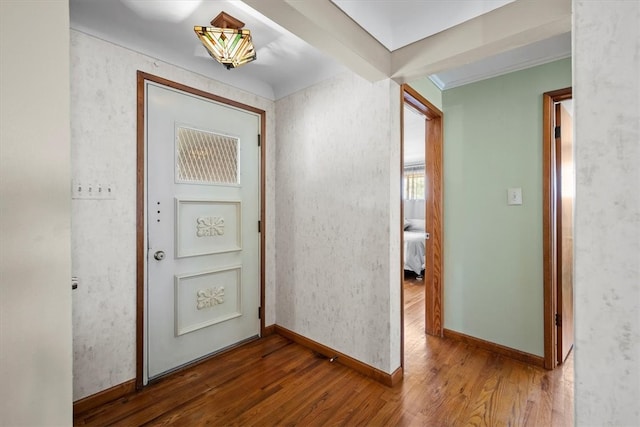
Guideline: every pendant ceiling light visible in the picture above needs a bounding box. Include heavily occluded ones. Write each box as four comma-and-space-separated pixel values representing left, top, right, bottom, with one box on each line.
194, 12, 257, 70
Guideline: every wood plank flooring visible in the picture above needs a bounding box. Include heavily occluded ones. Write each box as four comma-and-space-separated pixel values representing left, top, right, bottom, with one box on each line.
74, 279, 573, 426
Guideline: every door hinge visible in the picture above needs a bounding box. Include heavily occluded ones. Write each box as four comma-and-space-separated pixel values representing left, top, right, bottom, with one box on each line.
555, 313, 562, 327
554, 126, 561, 139
258, 134, 261, 147
258, 220, 261, 233
258, 307, 262, 319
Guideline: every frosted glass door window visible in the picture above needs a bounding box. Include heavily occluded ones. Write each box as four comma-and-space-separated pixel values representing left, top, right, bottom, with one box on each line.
176, 126, 239, 185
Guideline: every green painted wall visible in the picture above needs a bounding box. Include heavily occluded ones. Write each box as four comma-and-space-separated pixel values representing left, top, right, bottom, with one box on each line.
409, 76, 443, 111
442, 58, 571, 356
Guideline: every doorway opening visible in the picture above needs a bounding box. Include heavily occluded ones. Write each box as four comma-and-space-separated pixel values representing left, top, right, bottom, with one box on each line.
543, 87, 574, 369
400, 84, 443, 368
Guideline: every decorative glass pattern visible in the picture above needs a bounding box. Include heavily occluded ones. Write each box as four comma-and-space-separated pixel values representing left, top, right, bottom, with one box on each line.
176, 126, 239, 184
194, 27, 256, 70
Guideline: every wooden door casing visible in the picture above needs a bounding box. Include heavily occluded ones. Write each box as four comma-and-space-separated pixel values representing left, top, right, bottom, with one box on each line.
556, 102, 574, 364
400, 84, 444, 370
542, 87, 573, 370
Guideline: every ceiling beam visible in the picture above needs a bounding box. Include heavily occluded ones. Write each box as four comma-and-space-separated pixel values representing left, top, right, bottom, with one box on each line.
244, 0, 571, 86
390, 0, 572, 84
241, 0, 390, 81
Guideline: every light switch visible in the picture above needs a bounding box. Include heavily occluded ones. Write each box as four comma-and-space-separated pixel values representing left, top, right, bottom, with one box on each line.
72, 180, 84, 199
72, 180, 115, 199
507, 187, 522, 205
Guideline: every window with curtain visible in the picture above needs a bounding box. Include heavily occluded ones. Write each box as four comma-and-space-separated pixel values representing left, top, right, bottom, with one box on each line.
404, 164, 425, 200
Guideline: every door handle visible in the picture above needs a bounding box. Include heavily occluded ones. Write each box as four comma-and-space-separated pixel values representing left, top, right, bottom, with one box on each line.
425, 233, 430, 240
154, 250, 165, 261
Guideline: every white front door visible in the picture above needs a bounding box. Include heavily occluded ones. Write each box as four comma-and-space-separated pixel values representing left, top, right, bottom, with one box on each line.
145, 82, 260, 380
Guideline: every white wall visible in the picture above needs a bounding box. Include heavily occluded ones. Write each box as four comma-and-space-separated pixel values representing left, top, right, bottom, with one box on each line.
274, 72, 402, 373
0, 1, 73, 425
70, 31, 277, 400
574, 1, 640, 424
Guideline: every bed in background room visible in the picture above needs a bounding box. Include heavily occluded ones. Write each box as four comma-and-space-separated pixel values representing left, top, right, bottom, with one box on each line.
404, 218, 426, 276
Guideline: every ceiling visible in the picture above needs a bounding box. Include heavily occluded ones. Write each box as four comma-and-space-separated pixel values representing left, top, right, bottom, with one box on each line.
331, 0, 515, 51
69, 0, 571, 100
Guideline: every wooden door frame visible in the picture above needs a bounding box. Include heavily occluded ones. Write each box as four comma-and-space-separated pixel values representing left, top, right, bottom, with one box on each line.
400, 84, 444, 367
135, 71, 267, 388
542, 86, 572, 370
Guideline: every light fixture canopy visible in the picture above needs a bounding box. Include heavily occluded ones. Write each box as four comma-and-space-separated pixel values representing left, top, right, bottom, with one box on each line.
194, 11, 257, 70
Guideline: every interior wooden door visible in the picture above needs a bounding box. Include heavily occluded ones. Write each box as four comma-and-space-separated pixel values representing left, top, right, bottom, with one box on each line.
556, 102, 574, 364
424, 113, 442, 336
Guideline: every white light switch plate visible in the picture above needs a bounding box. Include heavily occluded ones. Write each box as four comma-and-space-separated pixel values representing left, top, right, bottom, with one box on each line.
72, 180, 115, 200
507, 187, 522, 205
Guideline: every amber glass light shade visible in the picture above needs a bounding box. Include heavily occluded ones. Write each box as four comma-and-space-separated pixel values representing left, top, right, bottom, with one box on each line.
194, 12, 256, 70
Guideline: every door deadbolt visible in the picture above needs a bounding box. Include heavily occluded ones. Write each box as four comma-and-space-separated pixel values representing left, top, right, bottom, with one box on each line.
154, 251, 165, 261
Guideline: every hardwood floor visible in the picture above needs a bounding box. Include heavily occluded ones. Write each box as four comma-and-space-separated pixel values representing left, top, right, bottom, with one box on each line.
74, 280, 573, 426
